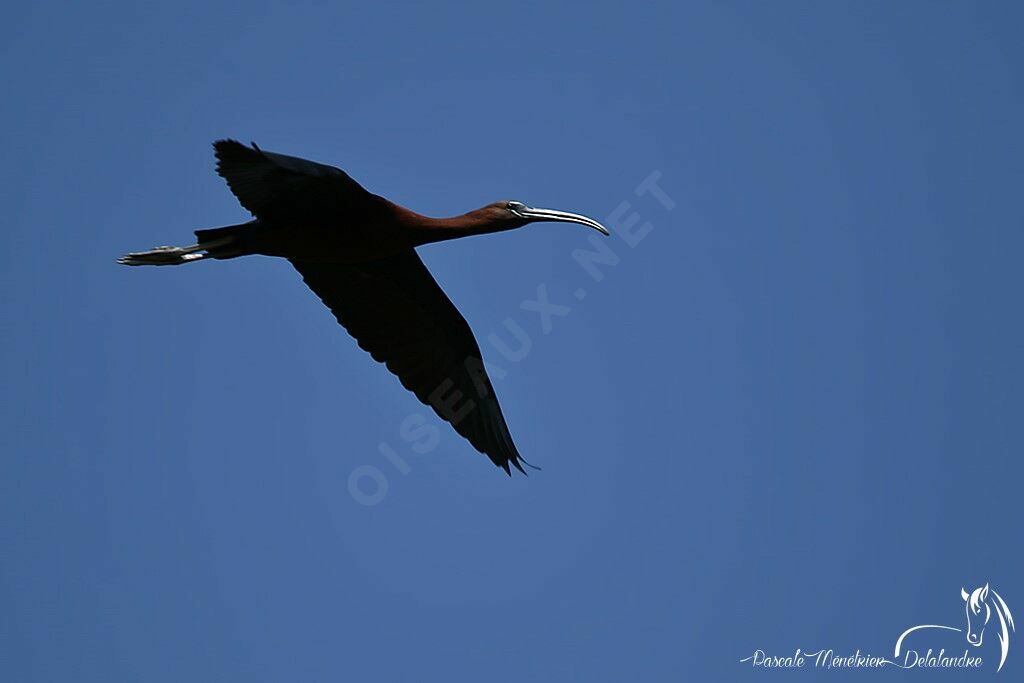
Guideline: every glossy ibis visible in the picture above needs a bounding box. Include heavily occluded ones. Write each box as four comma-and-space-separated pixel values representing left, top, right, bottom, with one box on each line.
119, 140, 609, 474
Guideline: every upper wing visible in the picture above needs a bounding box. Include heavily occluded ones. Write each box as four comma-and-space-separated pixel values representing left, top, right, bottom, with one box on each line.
213, 139, 371, 224
291, 250, 529, 474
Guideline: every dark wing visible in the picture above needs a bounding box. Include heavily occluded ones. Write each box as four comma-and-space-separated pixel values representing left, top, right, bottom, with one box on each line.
291, 250, 529, 474
213, 139, 371, 224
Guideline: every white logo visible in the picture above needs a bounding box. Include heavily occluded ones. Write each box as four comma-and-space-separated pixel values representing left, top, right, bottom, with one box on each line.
740, 583, 1014, 673
895, 583, 1015, 672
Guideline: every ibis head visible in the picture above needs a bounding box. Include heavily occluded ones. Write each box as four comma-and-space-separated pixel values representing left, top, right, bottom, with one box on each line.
485, 200, 610, 235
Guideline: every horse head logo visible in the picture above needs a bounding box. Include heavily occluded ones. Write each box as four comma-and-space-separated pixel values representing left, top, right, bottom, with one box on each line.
963, 584, 991, 646
961, 584, 1015, 670
896, 583, 1015, 672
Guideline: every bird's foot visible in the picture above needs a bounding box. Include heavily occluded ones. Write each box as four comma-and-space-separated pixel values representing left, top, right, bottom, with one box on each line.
117, 245, 205, 266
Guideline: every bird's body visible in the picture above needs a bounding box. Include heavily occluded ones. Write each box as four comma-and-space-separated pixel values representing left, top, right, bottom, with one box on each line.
120, 140, 609, 474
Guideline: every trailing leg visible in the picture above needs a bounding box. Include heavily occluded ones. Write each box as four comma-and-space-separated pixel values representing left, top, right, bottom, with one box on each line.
117, 239, 231, 266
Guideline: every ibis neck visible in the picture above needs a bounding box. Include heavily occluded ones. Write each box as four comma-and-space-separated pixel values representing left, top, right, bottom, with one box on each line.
389, 203, 519, 246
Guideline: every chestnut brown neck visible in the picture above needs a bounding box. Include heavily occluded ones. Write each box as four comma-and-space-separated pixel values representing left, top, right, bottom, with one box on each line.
384, 201, 524, 247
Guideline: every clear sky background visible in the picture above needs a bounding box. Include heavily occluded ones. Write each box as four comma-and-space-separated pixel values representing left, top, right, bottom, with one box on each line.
2, 1, 1022, 680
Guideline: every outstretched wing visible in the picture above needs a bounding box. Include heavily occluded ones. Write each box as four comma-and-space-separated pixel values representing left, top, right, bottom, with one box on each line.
291, 250, 529, 474
213, 139, 371, 224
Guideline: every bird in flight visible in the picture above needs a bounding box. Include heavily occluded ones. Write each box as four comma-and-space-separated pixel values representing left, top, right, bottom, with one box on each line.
119, 140, 609, 474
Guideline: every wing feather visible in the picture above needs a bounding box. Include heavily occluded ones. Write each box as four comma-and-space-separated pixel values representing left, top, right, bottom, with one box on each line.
213, 139, 370, 224
291, 251, 527, 474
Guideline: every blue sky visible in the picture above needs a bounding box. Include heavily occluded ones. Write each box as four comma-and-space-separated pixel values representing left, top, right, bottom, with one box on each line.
2, 1, 1022, 680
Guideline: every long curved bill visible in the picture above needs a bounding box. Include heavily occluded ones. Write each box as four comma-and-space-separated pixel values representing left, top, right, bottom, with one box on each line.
519, 206, 610, 236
